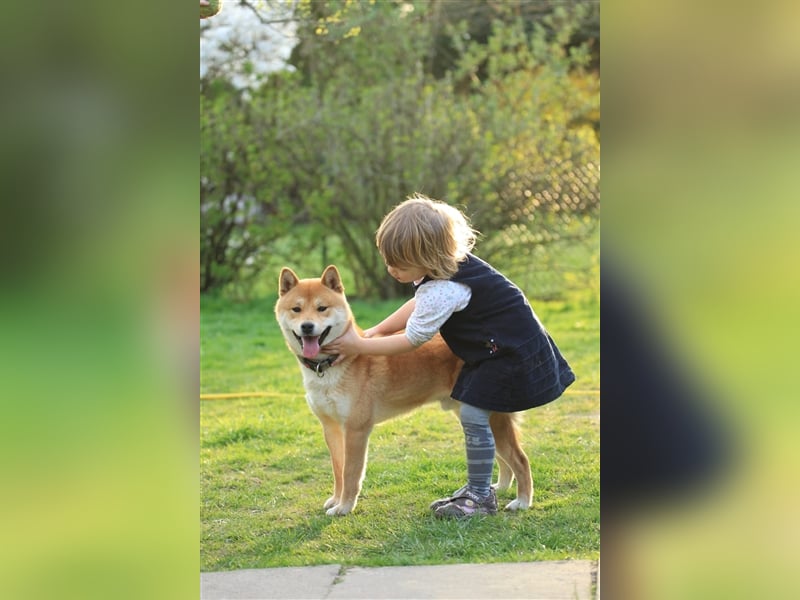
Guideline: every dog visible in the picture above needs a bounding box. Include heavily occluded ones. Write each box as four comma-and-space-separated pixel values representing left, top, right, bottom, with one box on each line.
275, 265, 533, 515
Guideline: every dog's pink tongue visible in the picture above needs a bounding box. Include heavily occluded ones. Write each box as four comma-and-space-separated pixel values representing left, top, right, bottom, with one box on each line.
302, 336, 321, 358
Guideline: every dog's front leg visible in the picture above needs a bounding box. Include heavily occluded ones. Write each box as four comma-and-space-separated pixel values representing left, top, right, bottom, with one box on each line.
326, 425, 371, 516
320, 417, 344, 511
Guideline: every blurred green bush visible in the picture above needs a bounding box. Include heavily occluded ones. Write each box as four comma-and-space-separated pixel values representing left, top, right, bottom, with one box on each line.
201, 1, 599, 299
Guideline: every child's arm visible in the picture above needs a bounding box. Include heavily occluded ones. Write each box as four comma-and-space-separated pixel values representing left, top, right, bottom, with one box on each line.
324, 299, 418, 362
323, 326, 415, 360
363, 298, 415, 338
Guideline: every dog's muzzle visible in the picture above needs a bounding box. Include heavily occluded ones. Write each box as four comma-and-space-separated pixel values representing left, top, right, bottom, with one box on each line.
293, 326, 332, 359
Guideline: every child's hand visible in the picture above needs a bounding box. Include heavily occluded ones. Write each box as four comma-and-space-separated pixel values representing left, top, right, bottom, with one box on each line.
322, 325, 362, 365
362, 327, 379, 338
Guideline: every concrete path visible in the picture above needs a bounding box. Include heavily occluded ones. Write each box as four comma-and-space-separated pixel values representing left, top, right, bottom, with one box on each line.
201, 560, 598, 599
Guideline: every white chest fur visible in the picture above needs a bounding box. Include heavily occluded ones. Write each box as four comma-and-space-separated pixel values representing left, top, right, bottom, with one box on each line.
299, 366, 351, 422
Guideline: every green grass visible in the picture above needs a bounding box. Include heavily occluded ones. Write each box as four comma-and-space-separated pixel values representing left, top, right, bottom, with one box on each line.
201, 292, 599, 571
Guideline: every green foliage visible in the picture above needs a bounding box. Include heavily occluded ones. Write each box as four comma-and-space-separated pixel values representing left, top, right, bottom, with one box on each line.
200, 92, 264, 292
200, 1, 600, 299
450, 11, 600, 296
199, 0, 223, 20
200, 81, 307, 293
201, 291, 599, 570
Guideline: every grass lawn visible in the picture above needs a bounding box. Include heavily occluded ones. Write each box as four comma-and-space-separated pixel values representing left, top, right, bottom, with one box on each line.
201, 291, 599, 571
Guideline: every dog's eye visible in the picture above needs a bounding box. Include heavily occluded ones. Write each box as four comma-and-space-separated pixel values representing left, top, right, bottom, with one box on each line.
292, 307, 301, 313
317, 306, 327, 312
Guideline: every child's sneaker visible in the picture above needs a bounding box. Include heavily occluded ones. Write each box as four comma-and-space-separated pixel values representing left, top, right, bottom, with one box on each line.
429, 484, 469, 511
432, 487, 498, 518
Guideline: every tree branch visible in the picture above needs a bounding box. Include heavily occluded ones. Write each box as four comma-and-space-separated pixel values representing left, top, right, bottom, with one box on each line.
237, 0, 297, 25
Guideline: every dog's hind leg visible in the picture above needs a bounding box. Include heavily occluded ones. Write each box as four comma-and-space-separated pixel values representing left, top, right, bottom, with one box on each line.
494, 453, 515, 491
320, 418, 344, 511
490, 412, 533, 511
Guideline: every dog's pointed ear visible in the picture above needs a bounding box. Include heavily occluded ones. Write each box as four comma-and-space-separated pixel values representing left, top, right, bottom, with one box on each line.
321, 265, 344, 294
279, 268, 299, 296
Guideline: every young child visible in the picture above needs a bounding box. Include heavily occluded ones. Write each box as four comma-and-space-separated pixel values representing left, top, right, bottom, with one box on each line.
322, 194, 575, 518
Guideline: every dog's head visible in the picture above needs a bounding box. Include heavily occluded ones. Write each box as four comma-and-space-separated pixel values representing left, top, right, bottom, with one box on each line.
275, 265, 353, 360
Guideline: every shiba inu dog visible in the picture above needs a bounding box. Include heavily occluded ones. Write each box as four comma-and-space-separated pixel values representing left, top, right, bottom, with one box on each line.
275, 265, 533, 515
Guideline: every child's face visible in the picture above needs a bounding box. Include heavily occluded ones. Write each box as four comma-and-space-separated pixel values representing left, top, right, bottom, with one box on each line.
386, 263, 428, 284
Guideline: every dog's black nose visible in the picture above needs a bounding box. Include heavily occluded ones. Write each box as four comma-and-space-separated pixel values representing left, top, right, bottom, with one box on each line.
301, 322, 315, 335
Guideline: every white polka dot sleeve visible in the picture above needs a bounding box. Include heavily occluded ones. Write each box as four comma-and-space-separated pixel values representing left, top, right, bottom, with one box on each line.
405, 280, 471, 347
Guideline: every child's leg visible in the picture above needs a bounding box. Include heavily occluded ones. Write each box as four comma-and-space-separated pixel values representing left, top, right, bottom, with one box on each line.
459, 403, 495, 498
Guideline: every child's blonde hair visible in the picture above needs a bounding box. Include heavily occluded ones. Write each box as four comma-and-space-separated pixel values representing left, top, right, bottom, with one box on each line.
376, 194, 478, 280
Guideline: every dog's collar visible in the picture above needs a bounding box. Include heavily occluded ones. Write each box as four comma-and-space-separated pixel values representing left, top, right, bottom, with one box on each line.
299, 355, 339, 377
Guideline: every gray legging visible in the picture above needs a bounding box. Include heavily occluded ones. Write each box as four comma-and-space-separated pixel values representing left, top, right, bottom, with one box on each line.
459, 402, 496, 498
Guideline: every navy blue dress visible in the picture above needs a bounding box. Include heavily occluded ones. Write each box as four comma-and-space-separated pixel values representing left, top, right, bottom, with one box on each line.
415, 254, 575, 412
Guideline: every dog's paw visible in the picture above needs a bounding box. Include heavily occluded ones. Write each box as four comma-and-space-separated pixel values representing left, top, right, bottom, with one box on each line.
325, 499, 356, 516
323, 496, 339, 510
325, 503, 353, 516
493, 477, 514, 491
504, 498, 531, 511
